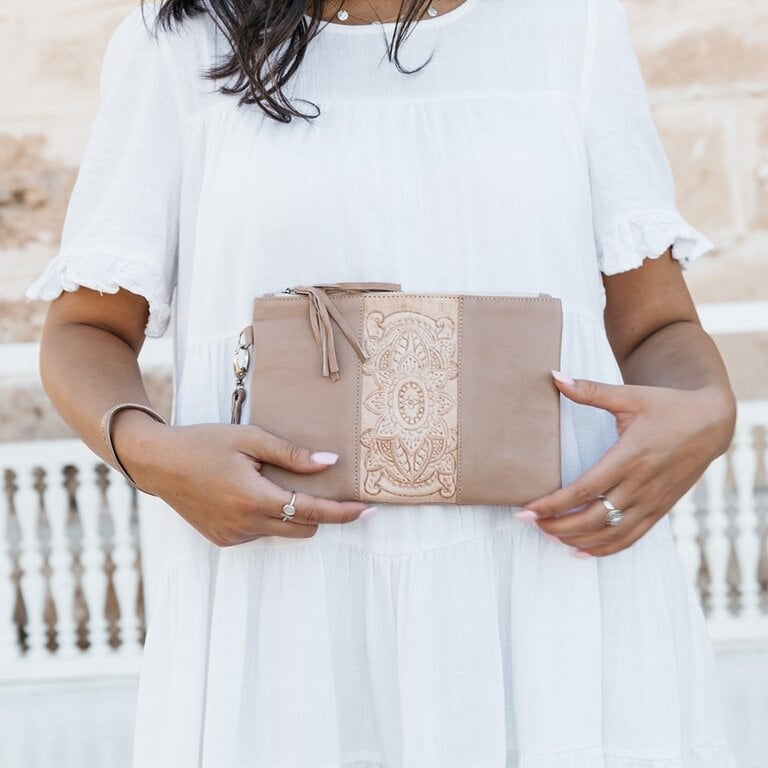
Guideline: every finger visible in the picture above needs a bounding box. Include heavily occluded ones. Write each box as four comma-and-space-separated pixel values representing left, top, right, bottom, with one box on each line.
257, 517, 320, 540
572, 509, 665, 557
536, 488, 633, 539
551, 371, 642, 414
256, 477, 374, 526
522, 443, 632, 519
241, 425, 341, 474
557, 507, 637, 548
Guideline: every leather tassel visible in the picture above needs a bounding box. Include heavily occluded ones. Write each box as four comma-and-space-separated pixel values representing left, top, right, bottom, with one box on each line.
292, 283, 400, 380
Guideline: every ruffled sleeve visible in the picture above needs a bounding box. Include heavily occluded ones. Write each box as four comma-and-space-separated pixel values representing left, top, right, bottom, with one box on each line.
583, 0, 714, 276
25, 7, 183, 337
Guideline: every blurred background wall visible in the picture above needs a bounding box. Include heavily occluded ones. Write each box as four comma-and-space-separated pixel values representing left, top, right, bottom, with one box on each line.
0, 0, 766, 437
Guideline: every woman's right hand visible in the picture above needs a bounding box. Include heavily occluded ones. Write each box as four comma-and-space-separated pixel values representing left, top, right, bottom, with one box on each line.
111, 409, 376, 547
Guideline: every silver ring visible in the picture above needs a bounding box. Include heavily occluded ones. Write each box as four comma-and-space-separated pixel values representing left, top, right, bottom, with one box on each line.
598, 494, 625, 526
280, 491, 297, 522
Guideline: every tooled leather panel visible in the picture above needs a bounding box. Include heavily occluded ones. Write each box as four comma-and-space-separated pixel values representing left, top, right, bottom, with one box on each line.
358, 295, 459, 503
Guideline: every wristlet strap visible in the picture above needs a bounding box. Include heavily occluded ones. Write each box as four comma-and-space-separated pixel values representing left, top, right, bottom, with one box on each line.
99, 403, 168, 495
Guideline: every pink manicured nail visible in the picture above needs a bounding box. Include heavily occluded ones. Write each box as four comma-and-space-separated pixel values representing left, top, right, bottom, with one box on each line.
359, 506, 378, 519
570, 549, 593, 559
513, 509, 539, 523
311, 451, 339, 465
542, 532, 560, 543
551, 370, 576, 386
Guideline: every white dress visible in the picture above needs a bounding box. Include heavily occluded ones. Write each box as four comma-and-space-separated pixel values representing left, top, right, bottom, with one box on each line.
26, 0, 738, 765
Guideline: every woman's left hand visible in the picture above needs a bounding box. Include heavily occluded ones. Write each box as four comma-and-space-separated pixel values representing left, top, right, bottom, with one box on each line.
520, 371, 736, 557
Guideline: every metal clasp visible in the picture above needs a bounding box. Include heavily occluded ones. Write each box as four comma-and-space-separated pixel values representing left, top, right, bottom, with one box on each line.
230, 328, 253, 425
233, 329, 251, 383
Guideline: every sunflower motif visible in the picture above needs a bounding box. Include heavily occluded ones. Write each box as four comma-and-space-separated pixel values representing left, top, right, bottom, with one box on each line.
360, 309, 458, 499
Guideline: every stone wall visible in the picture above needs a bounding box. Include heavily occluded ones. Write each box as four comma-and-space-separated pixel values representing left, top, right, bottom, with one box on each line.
624, 0, 768, 400
1, 0, 766, 440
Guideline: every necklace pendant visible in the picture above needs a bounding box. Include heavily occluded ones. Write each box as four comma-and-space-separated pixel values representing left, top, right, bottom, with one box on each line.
427, 4, 438, 16
336, 8, 349, 21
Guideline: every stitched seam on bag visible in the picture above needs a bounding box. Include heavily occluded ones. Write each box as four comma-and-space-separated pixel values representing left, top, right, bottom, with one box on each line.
457, 295, 463, 505
355, 295, 363, 502
358, 296, 459, 502
256, 294, 559, 303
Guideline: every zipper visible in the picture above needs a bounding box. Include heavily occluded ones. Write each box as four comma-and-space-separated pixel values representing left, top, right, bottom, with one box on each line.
265, 289, 552, 299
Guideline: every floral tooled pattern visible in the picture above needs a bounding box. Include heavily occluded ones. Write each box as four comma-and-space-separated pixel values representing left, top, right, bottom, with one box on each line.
360, 308, 458, 500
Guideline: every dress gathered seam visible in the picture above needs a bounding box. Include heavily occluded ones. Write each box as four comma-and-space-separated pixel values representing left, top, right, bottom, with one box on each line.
159, 519, 533, 572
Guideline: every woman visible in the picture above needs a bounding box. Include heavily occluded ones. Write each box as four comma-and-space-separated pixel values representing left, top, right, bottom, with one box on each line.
27, 0, 739, 765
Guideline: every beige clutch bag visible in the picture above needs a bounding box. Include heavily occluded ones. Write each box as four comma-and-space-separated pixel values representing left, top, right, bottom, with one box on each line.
230, 282, 563, 506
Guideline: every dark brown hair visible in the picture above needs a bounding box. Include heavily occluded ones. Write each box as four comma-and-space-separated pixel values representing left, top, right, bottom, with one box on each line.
146, 1, 436, 122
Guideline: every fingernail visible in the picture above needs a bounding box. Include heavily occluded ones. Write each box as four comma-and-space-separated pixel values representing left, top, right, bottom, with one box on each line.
570, 549, 593, 559
311, 451, 339, 465
359, 506, 378, 519
551, 370, 575, 386
542, 532, 560, 543
513, 509, 539, 523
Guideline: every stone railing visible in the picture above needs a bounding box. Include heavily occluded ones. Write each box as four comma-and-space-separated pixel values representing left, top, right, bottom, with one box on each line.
1, 401, 767, 682
0, 439, 161, 681
670, 399, 768, 647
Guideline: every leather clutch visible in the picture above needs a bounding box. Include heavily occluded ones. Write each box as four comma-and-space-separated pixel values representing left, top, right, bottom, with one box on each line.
230, 282, 563, 506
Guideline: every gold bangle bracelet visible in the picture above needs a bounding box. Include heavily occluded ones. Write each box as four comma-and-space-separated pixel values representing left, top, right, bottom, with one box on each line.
99, 403, 168, 495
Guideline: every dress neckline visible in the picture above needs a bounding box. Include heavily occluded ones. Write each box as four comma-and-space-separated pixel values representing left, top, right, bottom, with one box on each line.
304, 0, 481, 34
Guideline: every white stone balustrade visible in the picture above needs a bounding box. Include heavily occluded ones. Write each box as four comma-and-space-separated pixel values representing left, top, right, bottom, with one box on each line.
1, 406, 767, 683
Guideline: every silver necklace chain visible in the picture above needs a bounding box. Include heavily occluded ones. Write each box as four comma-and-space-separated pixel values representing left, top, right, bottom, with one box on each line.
326, 0, 443, 24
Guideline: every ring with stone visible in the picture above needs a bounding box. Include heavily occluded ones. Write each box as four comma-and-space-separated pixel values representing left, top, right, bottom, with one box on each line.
598, 494, 625, 526
280, 491, 298, 522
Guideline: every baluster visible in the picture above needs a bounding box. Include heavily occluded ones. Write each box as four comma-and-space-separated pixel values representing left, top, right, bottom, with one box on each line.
0, 470, 20, 666
34, 467, 56, 654
703, 453, 729, 623
733, 422, 761, 621
756, 426, 768, 615
670, 488, 701, 592
78, 462, 110, 655
45, 463, 78, 657
108, 468, 142, 654
15, 464, 47, 656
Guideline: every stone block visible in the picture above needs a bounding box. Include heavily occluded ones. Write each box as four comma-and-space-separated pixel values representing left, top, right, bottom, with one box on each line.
0, 370, 172, 443
629, 11, 768, 91
713, 333, 768, 401
686, 233, 768, 302
0, 299, 47, 344
754, 108, 768, 231
653, 106, 734, 242
0, 133, 76, 252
